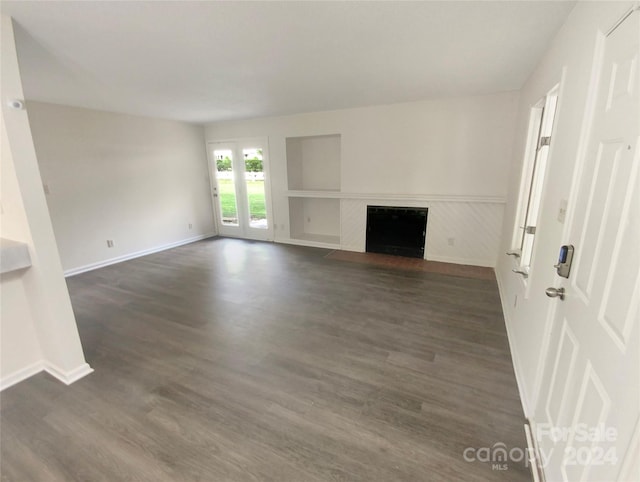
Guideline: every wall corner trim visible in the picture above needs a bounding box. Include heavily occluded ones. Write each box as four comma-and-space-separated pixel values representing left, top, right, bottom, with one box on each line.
43, 362, 93, 385
0, 360, 94, 391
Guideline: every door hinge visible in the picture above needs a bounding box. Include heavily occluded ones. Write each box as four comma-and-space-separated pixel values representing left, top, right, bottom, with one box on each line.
513, 266, 529, 278
519, 225, 537, 235
538, 136, 551, 150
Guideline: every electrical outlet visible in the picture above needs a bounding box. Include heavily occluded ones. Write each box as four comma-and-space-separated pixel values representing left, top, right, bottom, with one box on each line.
107, 240, 114, 248
447, 237, 455, 246
514, 295, 518, 308
188, 223, 193, 230
307, 217, 311, 223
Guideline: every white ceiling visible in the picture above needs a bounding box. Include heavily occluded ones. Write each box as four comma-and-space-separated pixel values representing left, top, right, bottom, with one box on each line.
2, 1, 576, 124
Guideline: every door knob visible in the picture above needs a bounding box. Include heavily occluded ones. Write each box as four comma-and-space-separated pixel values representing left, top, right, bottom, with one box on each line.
545, 287, 565, 300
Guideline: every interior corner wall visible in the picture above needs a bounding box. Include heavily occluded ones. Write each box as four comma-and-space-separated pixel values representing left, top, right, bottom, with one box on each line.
495, 1, 635, 416
1, 15, 90, 389
205, 91, 520, 267
26, 102, 216, 274
1, 118, 43, 385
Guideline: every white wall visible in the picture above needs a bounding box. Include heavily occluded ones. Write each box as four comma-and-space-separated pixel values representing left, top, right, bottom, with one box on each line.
1, 16, 91, 389
27, 102, 216, 274
206, 92, 519, 266
1, 119, 43, 384
495, 1, 635, 416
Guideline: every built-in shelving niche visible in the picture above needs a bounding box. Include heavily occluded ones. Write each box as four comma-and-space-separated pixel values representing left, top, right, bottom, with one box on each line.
286, 134, 341, 191
288, 197, 340, 246
286, 134, 341, 247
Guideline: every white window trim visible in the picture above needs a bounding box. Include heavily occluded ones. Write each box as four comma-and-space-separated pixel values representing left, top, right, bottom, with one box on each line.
510, 84, 560, 283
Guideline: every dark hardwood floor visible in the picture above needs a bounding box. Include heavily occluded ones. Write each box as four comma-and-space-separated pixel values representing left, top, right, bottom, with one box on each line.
1, 238, 530, 481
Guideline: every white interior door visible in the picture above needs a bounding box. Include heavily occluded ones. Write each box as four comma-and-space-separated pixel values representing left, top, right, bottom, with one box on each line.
534, 9, 639, 481
208, 138, 273, 241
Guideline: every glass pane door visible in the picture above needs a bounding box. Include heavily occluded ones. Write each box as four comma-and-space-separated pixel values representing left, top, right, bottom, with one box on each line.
242, 148, 268, 230
209, 139, 273, 241
214, 148, 239, 226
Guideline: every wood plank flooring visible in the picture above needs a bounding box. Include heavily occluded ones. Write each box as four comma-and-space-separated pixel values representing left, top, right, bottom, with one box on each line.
0, 238, 530, 481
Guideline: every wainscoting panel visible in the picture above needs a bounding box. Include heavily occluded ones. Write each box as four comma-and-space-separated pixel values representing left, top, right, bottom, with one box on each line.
340, 199, 368, 252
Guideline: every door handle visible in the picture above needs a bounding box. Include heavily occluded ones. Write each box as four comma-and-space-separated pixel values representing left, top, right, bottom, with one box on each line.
545, 287, 565, 300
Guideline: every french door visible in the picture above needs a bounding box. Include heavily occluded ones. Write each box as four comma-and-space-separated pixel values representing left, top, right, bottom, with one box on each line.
208, 138, 273, 241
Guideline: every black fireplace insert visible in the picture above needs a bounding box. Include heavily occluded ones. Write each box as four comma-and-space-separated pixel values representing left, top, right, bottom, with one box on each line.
366, 206, 428, 258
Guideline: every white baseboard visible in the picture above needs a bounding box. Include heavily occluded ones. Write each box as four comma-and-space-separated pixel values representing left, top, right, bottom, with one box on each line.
275, 237, 341, 250
426, 254, 495, 268
1, 360, 94, 391
44, 362, 94, 385
0, 360, 44, 391
64, 233, 217, 277
495, 267, 532, 417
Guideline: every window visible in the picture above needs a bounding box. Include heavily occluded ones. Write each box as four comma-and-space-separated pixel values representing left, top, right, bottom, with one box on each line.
510, 85, 559, 277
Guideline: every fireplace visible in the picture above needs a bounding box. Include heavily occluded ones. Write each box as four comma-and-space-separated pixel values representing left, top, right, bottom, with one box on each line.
366, 206, 428, 258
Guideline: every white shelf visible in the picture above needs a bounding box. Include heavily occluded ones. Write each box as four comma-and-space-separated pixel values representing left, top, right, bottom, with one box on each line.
292, 233, 340, 245
286, 190, 342, 199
